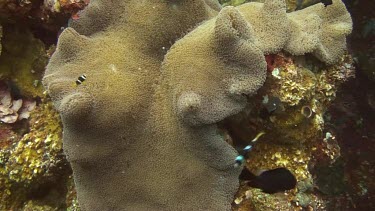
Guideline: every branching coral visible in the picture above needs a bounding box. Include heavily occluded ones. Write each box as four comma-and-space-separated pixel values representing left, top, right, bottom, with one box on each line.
43, 0, 352, 210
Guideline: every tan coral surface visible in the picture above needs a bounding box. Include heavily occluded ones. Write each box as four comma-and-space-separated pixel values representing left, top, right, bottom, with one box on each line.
0, 25, 2, 56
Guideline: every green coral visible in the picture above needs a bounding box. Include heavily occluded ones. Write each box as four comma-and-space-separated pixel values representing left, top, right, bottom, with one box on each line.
0, 25, 48, 98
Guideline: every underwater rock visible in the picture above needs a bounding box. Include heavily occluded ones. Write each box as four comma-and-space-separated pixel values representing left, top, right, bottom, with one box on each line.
0, 0, 88, 31
227, 52, 355, 210
0, 26, 48, 98
234, 188, 293, 211
346, 0, 375, 82
0, 96, 66, 210
262, 53, 354, 144
43, 0, 353, 210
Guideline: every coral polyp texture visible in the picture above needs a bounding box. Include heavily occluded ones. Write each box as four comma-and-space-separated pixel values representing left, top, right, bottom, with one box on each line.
42, 0, 352, 210
0, 25, 2, 55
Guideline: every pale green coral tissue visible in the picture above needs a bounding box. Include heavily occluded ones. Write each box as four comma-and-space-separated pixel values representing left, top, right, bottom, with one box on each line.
42, 0, 352, 210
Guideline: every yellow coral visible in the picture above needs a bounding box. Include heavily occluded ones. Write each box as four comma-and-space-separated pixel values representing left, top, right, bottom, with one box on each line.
0, 97, 63, 209
277, 65, 317, 106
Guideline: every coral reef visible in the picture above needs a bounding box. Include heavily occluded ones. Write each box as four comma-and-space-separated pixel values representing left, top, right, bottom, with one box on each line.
0, 0, 89, 48
0, 95, 68, 210
5, 99, 62, 184
1, 0, 372, 210
235, 188, 294, 210
320, 72, 375, 210
0, 0, 88, 29
0, 25, 48, 98
42, 0, 352, 210
229, 52, 355, 210
0, 24, 72, 208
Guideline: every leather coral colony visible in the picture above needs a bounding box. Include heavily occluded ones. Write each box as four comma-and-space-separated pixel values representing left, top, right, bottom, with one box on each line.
43, 0, 352, 210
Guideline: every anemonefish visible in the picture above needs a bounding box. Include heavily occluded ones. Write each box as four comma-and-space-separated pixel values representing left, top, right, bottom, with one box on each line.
75, 74, 87, 86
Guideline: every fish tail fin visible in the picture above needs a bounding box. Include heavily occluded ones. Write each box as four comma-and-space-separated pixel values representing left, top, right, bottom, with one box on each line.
251, 131, 265, 143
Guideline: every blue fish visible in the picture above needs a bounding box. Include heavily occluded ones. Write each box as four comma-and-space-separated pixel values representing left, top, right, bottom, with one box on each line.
234, 132, 265, 167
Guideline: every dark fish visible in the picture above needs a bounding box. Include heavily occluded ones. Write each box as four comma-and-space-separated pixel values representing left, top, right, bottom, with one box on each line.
240, 167, 297, 194
263, 95, 282, 113
321, 0, 333, 7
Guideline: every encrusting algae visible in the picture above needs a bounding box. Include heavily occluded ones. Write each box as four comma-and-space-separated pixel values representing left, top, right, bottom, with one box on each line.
228, 52, 355, 210
0, 95, 66, 210
0, 26, 48, 98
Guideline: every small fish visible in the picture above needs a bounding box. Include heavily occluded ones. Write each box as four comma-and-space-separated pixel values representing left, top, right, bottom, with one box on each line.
321, 0, 333, 7
234, 132, 265, 167
262, 95, 282, 114
75, 74, 87, 86
240, 167, 297, 194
